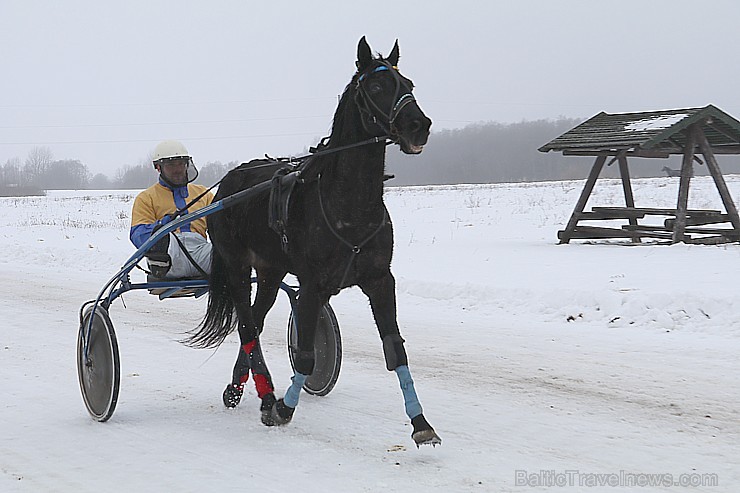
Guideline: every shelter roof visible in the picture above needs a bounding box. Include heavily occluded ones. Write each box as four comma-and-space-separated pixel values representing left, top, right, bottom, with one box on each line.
539, 105, 740, 156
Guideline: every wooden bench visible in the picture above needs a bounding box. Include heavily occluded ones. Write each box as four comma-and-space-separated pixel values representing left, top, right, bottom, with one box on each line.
587, 206, 723, 219
560, 206, 740, 244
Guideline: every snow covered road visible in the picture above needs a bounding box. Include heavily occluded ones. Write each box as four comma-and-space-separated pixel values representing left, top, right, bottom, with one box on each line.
2, 182, 739, 491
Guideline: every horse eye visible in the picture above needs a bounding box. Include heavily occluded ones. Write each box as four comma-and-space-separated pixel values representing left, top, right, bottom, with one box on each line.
368, 82, 383, 94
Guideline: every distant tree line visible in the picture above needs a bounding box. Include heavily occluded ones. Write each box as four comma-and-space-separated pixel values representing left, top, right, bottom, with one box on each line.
95, 160, 236, 189
0, 145, 237, 194
7, 120, 740, 194
0, 147, 91, 196
385, 118, 740, 186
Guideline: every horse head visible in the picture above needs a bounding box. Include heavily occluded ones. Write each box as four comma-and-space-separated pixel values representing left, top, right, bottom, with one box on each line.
354, 36, 431, 154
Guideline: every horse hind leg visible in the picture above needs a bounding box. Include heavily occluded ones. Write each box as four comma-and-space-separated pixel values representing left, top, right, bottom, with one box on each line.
222, 295, 261, 409
224, 267, 286, 426
220, 266, 279, 424
222, 338, 274, 414
251, 267, 289, 425
223, 347, 249, 408
243, 337, 278, 426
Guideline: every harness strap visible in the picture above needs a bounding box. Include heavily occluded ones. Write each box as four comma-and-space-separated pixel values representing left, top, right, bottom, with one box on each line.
317, 175, 388, 289
268, 167, 302, 253
173, 136, 390, 221
389, 93, 416, 125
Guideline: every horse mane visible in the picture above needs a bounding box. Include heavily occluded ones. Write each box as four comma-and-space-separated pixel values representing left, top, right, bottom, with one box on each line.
324, 78, 359, 149
324, 57, 386, 149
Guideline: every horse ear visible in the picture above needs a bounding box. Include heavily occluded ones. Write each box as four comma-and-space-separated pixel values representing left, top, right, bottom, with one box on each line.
387, 40, 400, 67
357, 36, 373, 71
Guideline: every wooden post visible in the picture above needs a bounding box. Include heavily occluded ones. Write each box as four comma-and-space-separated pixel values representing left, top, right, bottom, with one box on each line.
559, 155, 606, 244
695, 126, 740, 236
617, 153, 641, 244
672, 127, 697, 243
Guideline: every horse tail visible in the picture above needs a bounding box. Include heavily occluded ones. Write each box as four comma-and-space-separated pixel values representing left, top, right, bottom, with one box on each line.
184, 247, 237, 349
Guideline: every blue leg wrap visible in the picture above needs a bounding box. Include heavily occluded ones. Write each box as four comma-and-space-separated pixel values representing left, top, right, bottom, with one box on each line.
283, 372, 308, 408
395, 365, 423, 419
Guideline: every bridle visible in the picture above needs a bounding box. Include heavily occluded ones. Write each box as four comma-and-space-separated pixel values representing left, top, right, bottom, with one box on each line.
305, 60, 420, 290
354, 60, 418, 140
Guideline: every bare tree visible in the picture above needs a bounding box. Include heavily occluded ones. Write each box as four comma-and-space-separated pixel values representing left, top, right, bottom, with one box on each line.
1, 157, 23, 186
23, 146, 53, 186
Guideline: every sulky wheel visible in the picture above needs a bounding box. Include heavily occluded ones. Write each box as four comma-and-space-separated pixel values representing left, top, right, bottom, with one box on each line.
287, 303, 342, 396
77, 304, 120, 422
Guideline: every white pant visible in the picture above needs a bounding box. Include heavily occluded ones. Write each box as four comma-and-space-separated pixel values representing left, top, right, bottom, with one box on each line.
164, 232, 212, 279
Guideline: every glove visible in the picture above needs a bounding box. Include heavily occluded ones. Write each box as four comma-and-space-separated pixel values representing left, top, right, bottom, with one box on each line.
152, 213, 176, 233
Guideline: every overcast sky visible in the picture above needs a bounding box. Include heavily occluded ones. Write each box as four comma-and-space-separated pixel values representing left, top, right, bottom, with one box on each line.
2, 0, 740, 176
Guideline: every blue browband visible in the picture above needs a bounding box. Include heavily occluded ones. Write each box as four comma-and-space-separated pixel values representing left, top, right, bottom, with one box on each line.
358, 65, 390, 81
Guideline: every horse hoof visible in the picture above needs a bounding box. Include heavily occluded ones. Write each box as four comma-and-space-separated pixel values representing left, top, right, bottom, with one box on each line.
268, 398, 294, 426
412, 429, 442, 447
411, 414, 441, 447
223, 383, 243, 408
260, 393, 277, 426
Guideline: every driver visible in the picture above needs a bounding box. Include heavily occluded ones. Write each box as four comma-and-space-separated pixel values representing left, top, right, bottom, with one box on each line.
130, 140, 214, 279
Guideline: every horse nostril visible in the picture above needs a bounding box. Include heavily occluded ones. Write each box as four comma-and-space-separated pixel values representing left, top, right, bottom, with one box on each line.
408, 119, 422, 134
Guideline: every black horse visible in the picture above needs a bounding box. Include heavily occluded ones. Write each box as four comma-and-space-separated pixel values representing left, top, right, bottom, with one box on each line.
187, 37, 440, 446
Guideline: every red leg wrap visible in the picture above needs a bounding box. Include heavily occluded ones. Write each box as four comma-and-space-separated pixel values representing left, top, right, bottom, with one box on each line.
253, 374, 274, 399
242, 340, 257, 354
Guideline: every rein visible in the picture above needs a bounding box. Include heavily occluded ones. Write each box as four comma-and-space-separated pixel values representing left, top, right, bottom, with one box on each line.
169, 135, 391, 222
174, 62, 406, 218
172, 58, 412, 286
269, 59, 415, 282
170, 57, 410, 222
306, 64, 412, 288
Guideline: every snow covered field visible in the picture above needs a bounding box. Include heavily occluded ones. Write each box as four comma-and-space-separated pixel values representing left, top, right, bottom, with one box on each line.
2, 176, 739, 492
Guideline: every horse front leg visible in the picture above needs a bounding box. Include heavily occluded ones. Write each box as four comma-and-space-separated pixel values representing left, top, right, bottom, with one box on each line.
359, 271, 442, 447
270, 286, 325, 425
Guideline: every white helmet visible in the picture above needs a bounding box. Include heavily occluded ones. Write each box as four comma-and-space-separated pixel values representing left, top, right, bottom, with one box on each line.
152, 140, 190, 166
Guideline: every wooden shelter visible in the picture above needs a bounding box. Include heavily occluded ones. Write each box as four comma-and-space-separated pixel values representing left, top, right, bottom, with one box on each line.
539, 105, 740, 244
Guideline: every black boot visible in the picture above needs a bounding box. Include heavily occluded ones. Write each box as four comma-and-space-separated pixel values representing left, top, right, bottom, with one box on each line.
146, 233, 171, 278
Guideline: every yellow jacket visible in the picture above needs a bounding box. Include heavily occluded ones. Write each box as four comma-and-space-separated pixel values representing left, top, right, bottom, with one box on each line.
130, 180, 214, 248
